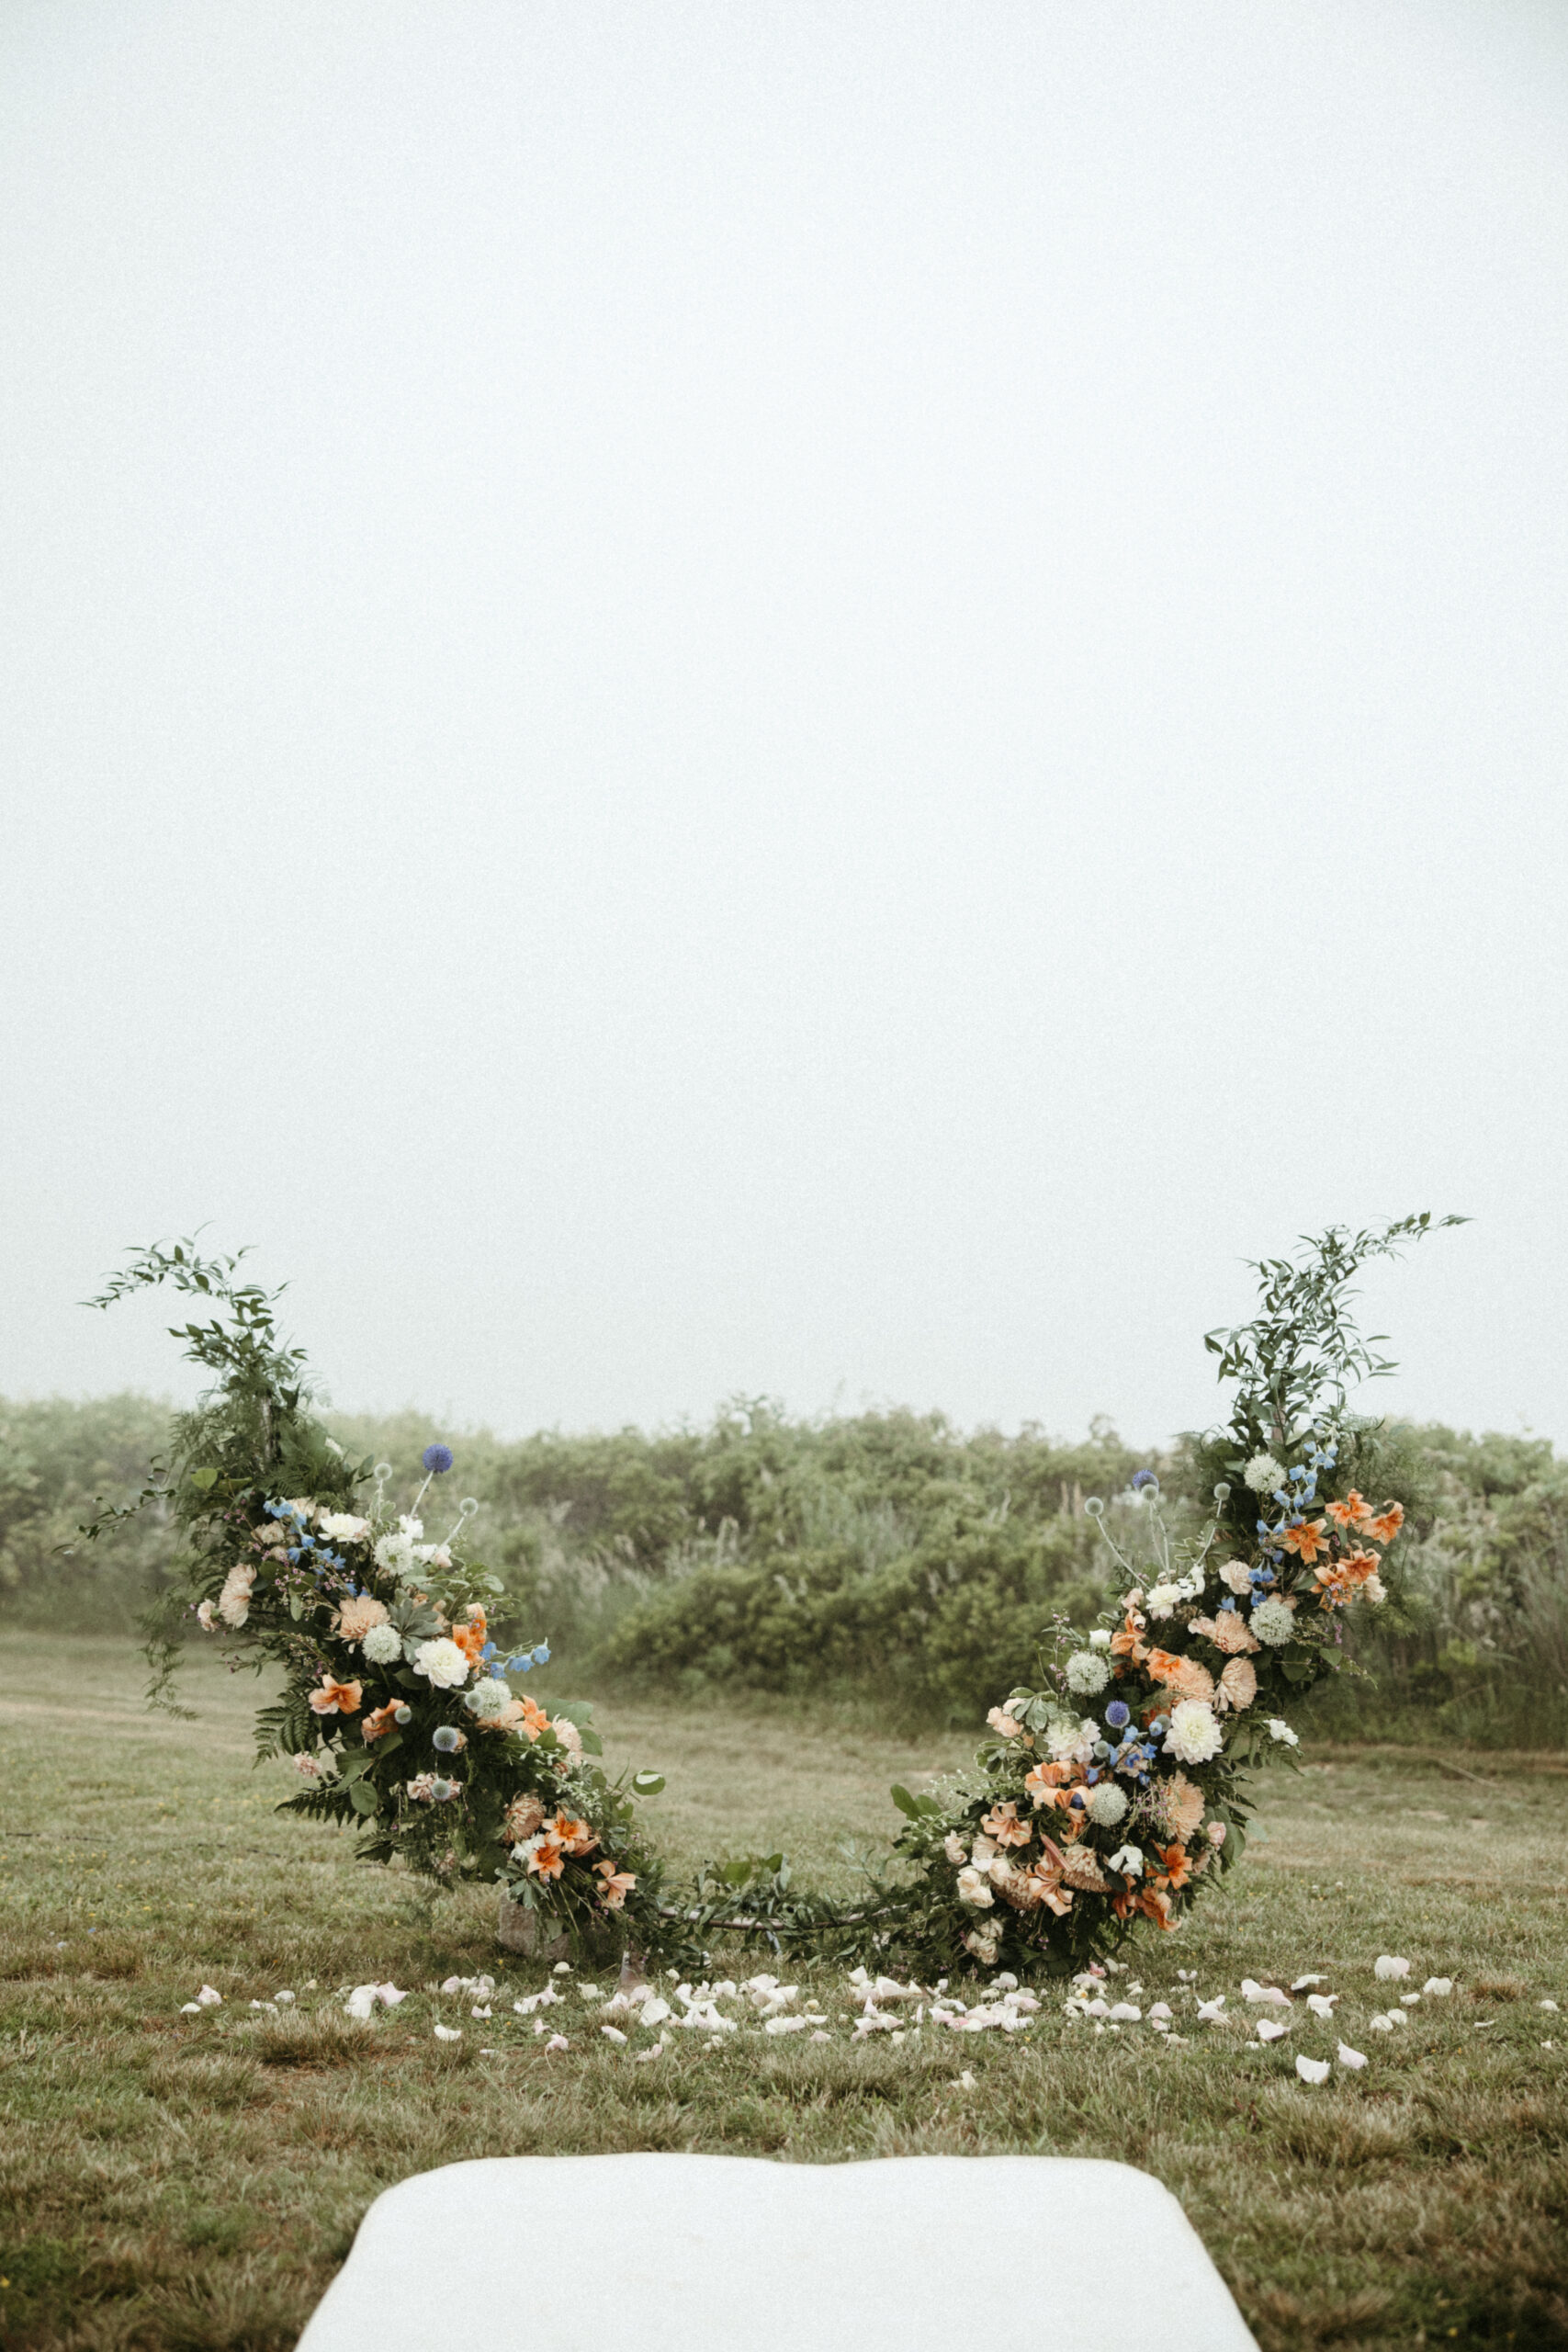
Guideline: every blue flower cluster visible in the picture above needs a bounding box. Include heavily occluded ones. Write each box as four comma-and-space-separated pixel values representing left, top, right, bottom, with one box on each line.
263, 1498, 345, 1578
1255, 1437, 1338, 1560
505, 1644, 551, 1673
1089, 1697, 1166, 1785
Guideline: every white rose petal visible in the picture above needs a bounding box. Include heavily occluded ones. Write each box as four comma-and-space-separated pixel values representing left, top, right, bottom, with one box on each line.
1374, 1955, 1411, 1980
1337, 2042, 1368, 2070
1257, 2019, 1289, 2042
433, 2024, 462, 2042
1424, 1978, 1453, 1996
1295, 2054, 1331, 2086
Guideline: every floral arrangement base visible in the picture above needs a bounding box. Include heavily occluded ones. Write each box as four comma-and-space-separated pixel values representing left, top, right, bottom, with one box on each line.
496, 1892, 570, 1962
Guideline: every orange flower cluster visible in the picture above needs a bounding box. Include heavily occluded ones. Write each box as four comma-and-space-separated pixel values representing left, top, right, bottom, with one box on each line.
451, 1606, 488, 1668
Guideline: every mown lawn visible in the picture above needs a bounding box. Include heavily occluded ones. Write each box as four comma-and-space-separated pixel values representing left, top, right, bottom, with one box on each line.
2, 1630, 1566, 2352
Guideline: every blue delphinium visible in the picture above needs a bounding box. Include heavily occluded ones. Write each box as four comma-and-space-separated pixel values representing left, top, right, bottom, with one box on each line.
423, 1443, 455, 1476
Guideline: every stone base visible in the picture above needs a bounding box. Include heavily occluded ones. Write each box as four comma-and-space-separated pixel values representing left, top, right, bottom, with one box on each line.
496, 1891, 570, 1962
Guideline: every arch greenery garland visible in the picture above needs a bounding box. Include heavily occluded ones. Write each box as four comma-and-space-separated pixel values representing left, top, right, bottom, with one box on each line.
84, 1214, 1460, 1974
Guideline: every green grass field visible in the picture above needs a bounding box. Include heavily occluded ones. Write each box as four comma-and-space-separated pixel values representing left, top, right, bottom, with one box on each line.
3, 1632, 1566, 2351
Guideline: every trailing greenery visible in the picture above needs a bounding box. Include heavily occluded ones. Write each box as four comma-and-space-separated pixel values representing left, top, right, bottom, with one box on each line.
70, 1240, 678, 1962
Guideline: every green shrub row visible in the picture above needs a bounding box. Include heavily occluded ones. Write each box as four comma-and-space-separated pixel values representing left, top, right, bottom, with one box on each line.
6, 1394, 1565, 1742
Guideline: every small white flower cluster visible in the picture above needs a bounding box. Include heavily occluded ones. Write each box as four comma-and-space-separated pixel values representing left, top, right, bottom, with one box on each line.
373, 1516, 454, 1582
1144, 1564, 1207, 1620
465, 1676, 513, 1719
1249, 1596, 1296, 1646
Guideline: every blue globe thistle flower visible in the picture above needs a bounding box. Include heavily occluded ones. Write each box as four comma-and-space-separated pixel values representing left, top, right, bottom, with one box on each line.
422, 1443, 455, 1476
432, 1724, 463, 1753
393, 1704, 412, 1724
1105, 1700, 1130, 1729
1130, 1469, 1157, 1490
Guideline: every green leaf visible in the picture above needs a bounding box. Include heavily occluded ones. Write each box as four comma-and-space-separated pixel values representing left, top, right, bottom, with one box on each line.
631, 1769, 664, 1795
347, 1781, 379, 1815
188, 1467, 219, 1491
889, 1783, 920, 1819
577, 1729, 604, 1756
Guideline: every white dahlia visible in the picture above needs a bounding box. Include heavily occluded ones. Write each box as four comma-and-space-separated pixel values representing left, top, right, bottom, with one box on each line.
412, 1637, 469, 1690
1163, 1700, 1223, 1765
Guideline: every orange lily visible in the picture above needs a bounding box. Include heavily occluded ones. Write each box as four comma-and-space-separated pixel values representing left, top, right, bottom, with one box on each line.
1023, 1860, 1073, 1916
309, 1676, 363, 1716
1339, 1548, 1382, 1586
1139, 1885, 1175, 1928
1325, 1490, 1372, 1532
549, 1811, 598, 1856
1023, 1759, 1074, 1810
981, 1799, 1033, 1849
1365, 1502, 1404, 1544
1152, 1844, 1192, 1891
1278, 1518, 1332, 1565
525, 1836, 565, 1882
361, 1701, 400, 1742
1110, 1609, 1149, 1666
594, 1860, 637, 1909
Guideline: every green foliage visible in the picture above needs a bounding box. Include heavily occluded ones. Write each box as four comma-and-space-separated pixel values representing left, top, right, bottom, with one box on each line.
1203, 1212, 1468, 1453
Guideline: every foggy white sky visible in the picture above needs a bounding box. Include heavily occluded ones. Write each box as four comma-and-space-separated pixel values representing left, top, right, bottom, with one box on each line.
3, 1, 1565, 1449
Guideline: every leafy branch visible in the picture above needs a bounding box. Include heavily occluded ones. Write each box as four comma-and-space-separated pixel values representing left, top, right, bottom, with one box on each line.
1203, 1212, 1468, 1453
